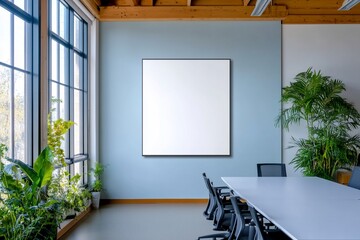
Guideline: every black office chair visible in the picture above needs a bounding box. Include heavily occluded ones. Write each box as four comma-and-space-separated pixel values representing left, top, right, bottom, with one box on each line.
212, 184, 234, 231
229, 196, 255, 240
257, 163, 287, 177
348, 166, 360, 190
202, 173, 230, 220
256, 163, 287, 230
248, 205, 290, 240
198, 185, 234, 240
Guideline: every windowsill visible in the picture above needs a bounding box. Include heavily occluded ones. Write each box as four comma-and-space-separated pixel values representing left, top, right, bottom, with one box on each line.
57, 206, 91, 239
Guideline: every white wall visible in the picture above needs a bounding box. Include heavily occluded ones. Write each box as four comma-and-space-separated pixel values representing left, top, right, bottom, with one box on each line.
282, 25, 360, 176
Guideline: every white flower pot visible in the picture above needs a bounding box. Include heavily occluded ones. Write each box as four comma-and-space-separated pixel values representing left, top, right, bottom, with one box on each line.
91, 192, 101, 209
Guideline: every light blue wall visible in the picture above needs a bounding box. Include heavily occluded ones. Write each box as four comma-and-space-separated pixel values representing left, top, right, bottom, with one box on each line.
99, 21, 282, 199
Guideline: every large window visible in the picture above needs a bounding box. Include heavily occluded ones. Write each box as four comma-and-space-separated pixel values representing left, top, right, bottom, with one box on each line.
0, 0, 39, 164
49, 0, 88, 185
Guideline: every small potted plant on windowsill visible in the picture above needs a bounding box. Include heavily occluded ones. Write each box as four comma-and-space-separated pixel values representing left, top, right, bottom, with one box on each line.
90, 162, 104, 209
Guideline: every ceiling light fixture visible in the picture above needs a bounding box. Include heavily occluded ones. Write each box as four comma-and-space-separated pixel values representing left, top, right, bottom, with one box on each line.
251, 0, 272, 16
339, 0, 360, 10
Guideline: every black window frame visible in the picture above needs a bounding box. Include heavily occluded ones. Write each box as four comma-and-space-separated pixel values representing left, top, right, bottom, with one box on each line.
0, 0, 40, 164
48, 0, 88, 185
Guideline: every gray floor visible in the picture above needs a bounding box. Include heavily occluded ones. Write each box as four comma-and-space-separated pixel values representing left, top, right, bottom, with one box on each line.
63, 204, 223, 240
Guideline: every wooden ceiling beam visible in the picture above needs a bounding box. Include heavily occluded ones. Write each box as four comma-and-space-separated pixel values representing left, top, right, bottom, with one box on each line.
94, 0, 101, 6
288, 8, 360, 15
93, 0, 360, 24
275, 0, 343, 9
244, 0, 251, 6
131, 0, 140, 5
191, 0, 245, 5
155, 0, 187, 5
284, 14, 360, 24
113, 0, 141, 5
112, 0, 251, 6
141, 0, 154, 6
100, 5, 287, 21
80, 0, 100, 18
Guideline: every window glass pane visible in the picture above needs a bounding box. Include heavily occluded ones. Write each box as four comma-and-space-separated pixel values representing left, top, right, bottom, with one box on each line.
13, 0, 27, 13
84, 59, 88, 91
83, 160, 88, 185
51, 40, 58, 82
51, 0, 58, 34
74, 15, 82, 51
59, 44, 68, 84
59, 2, 68, 40
51, 82, 59, 121
84, 23, 88, 55
14, 71, 25, 161
14, 16, 25, 70
59, 85, 67, 120
74, 53, 82, 89
74, 89, 82, 155
0, 6, 11, 65
50, 83, 67, 121
83, 92, 88, 154
0, 66, 11, 152
74, 161, 84, 184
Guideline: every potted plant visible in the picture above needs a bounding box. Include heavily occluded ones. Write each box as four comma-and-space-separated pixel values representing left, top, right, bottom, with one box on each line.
90, 162, 104, 209
47, 99, 91, 218
0, 98, 92, 239
0, 146, 61, 239
277, 68, 360, 180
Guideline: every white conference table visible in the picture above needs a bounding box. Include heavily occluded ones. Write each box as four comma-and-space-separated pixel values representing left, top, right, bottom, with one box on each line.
222, 177, 360, 240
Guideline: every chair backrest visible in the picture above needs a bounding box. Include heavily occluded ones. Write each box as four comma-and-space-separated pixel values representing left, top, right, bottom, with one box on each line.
257, 163, 287, 177
348, 166, 360, 190
212, 185, 227, 229
202, 173, 216, 198
202, 173, 215, 219
229, 196, 247, 240
248, 206, 266, 240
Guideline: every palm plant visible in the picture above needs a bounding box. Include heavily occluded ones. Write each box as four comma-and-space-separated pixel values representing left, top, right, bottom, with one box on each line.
277, 68, 360, 180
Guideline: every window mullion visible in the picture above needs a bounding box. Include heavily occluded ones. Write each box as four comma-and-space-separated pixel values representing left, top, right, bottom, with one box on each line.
0, 0, 33, 22
81, 21, 85, 155
31, 0, 39, 164
57, 0, 60, 36
26, 17, 33, 164
56, 43, 60, 119
81, 65, 84, 155
69, 9, 74, 177
10, 12, 15, 160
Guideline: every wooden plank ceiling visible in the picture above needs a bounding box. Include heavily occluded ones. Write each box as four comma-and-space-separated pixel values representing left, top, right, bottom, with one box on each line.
80, 0, 360, 23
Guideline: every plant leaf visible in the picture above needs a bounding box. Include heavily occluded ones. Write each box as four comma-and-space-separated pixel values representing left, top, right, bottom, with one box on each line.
6, 157, 40, 186
33, 146, 54, 188
0, 171, 22, 191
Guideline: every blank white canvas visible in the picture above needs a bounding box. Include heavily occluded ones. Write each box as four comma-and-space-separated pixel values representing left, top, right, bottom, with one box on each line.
142, 59, 230, 155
